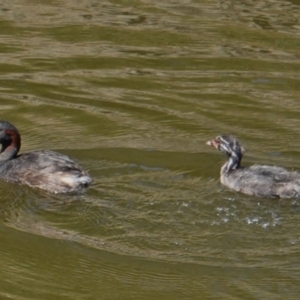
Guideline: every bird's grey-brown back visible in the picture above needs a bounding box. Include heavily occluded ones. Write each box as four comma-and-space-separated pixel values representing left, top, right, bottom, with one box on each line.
0, 150, 91, 193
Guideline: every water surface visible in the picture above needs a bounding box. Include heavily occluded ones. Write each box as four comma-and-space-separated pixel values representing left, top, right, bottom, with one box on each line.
1, 0, 300, 299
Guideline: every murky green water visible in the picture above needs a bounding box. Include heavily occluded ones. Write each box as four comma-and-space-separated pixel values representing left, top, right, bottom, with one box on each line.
1, 0, 300, 299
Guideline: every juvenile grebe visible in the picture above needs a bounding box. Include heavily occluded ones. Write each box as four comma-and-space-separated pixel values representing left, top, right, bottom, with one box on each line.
0, 121, 91, 193
206, 135, 300, 198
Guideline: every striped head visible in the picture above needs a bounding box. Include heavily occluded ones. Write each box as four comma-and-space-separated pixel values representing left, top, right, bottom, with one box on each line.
206, 135, 245, 158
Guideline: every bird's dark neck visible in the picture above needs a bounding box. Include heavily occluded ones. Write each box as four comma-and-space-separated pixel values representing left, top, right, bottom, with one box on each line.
0, 129, 21, 161
222, 153, 242, 175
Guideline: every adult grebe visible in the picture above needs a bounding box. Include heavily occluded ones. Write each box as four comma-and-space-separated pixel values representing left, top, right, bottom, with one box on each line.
206, 134, 300, 198
0, 121, 91, 193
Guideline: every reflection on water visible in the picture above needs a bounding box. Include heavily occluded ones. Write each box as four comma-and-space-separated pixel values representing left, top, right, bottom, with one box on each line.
1, 0, 300, 299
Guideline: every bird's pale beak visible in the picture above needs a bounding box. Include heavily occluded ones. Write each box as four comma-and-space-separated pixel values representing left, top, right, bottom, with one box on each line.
206, 139, 218, 149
